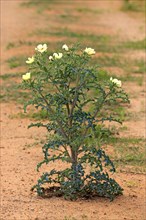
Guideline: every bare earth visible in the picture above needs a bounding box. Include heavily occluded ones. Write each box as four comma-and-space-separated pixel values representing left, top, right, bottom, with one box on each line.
0, 1, 146, 220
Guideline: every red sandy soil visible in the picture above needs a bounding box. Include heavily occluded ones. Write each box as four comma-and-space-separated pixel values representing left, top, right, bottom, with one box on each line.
1, 1, 145, 219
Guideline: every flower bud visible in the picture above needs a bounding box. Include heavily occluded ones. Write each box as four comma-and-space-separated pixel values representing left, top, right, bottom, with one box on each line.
62, 44, 69, 51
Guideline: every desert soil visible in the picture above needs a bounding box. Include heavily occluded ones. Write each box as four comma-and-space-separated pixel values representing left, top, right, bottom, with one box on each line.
0, 0, 146, 220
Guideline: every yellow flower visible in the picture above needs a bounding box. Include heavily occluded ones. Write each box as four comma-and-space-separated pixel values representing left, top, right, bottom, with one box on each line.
110, 77, 122, 87
35, 44, 47, 53
49, 56, 53, 61
26, 56, 34, 64
62, 44, 69, 51
53, 52, 63, 59
84, 47, 95, 55
22, 72, 31, 81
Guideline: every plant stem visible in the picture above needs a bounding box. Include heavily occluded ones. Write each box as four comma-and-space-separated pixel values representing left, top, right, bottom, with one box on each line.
71, 148, 78, 180
82, 92, 109, 138
38, 89, 68, 140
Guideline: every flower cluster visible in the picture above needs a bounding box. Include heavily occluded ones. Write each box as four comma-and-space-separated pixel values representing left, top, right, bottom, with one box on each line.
22, 43, 122, 88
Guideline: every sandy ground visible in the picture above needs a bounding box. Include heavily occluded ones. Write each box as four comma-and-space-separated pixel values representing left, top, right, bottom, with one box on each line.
0, 0, 146, 219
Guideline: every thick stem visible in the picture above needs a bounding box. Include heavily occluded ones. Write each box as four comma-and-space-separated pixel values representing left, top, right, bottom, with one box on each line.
71, 148, 77, 165
71, 147, 78, 181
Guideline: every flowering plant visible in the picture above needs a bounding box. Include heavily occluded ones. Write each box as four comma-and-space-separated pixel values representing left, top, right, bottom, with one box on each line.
21, 44, 129, 200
